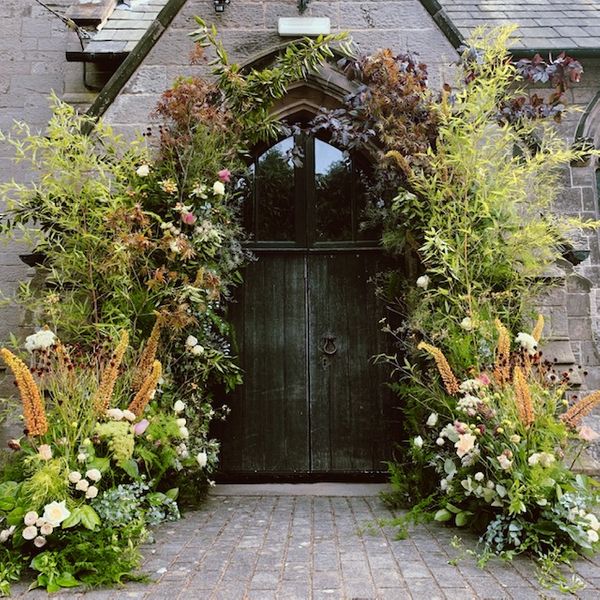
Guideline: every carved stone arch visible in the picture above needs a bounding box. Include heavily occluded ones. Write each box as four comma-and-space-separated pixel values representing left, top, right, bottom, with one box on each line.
239, 44, 357, 122
575, 91, 600, 148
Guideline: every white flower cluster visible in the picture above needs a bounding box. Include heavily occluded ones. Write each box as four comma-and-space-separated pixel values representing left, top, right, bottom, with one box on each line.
527, 452, 555, 468
106, 408, 136, 422
185, 335, 205, 357
515, 332, 538, 356
24, 329, 57, 353
194, 219, 222, 244
456, 394, 480, 416
459, 378, 484, 394
0, 525, 15, 543
21, 501, 70, 548
570, 508, 600, 543
68, 469, 101, 499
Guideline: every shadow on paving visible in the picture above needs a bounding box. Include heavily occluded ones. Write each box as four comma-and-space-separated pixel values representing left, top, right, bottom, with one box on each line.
11, 485, 600, 599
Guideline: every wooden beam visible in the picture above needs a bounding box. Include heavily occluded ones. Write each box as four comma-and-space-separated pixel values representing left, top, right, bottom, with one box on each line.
68, 0, 117, 27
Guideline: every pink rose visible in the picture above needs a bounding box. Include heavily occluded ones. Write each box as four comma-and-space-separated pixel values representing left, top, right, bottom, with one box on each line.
218, 169, 231, 183
477, 373, 491, 386
578, 425, 600, 442
133, 419, 150, 436
181, 211, 197, 225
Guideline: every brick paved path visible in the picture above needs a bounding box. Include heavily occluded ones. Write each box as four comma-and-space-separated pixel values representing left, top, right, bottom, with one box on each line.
12, 484, 600, 599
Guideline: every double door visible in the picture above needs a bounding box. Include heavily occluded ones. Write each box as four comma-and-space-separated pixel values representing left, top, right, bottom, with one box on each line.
217, 134, 398, 476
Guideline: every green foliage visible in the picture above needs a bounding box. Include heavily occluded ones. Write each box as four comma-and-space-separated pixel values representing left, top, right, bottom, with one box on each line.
190, 17, 353, 144
0, 97, 152, 343
391, 324, 600, 583
383, 27, 598, 370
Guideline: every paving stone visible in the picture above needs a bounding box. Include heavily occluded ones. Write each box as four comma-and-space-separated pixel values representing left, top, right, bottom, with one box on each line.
9, 490, 600, 599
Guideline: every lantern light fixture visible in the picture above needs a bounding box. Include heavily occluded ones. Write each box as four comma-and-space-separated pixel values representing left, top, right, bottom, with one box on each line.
214, 0, 230, 13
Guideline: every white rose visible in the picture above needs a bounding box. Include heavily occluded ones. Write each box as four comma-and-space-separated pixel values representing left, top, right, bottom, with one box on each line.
22, 526, 38, 540
474, 472, 484, 482
24, 511, 38, 526
136, 164, 150, 177
196, 451, 208, 468
42, 501, 71, 527
40, 523, 53, 536
34, 536, 47, 548
588, 529, 599, 543
191, 344, 205, 356
213, 180, 225, 196
106, 408, 124, 421
509, 434, 521, 443
416, 275, 429, 289
497, 455, 512, 470
528, 453, 540, 466
539, 453, 555, 468
436, 437, 445, 446
460, 317, 473, 331
68, 471, 82, 484
86, 469, 102, 482
176, 418, 186, 427
75, 479, 90, 492
413, 436, 424, 449
86, 486, 99, 499
122, 410, 136, 422
179, 426, 189, 439
426, 413, 438, 427
185, 335, 198, 348
174, 400, 186, 414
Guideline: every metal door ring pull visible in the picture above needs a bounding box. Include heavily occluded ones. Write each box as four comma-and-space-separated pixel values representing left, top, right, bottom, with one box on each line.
322, 336, 337, 355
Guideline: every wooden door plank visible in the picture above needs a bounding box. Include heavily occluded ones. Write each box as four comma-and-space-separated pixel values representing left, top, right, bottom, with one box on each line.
309, 251, 397, 473
218, 252, 309, 474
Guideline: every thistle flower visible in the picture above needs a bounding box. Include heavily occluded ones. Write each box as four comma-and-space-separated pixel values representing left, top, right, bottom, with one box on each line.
93, 331, 129, 413
513, 366, 534, 428
128, 360, 162, 417
531, 314, 545, 343
561, 390, 600, 428
493, 319, 510, 385
417, 342, 459, 395
132, 316, 162, 392
0, 348, 48, 436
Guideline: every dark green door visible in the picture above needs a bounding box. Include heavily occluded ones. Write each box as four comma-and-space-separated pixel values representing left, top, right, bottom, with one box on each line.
219, 135, 398, 476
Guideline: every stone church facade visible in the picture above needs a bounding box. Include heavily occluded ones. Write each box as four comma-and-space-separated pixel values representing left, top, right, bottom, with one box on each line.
2, 0, 600, 461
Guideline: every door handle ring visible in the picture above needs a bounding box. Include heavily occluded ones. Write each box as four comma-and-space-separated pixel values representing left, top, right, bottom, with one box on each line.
321, 335, 337, 355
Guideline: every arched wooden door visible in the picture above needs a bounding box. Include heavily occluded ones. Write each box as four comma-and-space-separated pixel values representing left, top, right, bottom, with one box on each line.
218, 135, 398, 479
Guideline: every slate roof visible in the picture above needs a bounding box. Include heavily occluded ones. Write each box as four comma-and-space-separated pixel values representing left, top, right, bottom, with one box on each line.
83, 0, 169, 56
439, 0, 600, 50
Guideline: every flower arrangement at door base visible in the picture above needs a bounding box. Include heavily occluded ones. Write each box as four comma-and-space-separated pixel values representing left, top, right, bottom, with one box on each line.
394, 316, 600, 584
0, 329, 214, 596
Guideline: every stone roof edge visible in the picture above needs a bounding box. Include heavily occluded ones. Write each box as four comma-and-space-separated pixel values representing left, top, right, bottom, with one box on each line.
419, 1, 600, 57
86, 0, 187, 122
85, 0, 600, 124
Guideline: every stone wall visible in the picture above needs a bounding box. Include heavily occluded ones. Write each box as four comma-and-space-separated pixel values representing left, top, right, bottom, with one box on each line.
103, 0, 459, 136
0, 0, 92, 440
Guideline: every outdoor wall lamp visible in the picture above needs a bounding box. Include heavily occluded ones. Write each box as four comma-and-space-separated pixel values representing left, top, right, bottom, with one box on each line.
213, 0, 230, 13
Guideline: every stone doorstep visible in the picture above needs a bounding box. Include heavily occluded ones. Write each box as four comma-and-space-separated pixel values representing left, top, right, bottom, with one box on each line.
212, 483, 391, 497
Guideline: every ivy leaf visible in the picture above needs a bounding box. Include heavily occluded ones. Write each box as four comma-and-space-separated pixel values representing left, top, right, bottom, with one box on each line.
61, 508, 82, 529
455, 511, 471, 527
55, 572, 81, 588
80, 505, 101, 531
434, 509, 452, 522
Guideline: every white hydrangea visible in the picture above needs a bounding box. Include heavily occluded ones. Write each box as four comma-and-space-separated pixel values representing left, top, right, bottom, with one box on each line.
457, 394, 480, 416
459, 379, 483, 394
24, 329, 57, 353
516, 332, 538, 356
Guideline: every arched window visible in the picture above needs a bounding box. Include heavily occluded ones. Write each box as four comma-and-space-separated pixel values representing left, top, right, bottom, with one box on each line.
242, 134, 379, 247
